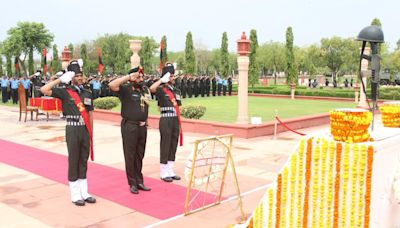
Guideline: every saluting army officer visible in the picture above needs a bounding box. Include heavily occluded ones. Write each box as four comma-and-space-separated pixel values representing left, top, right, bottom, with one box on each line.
150, 63, 182, 182
40, 59, 96, 206
109, 66, 151, 194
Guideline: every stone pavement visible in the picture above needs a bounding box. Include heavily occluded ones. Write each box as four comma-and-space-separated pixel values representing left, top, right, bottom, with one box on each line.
0, 106, 329, 227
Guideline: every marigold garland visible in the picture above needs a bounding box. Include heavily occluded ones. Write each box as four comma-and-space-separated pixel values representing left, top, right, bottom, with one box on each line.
297, 140, 305, 228
319, 139, 328, 227
289, 154, 297, 228
364, 146, 374, 228
268, 188, 274, 228
281, 167, 289, 228
379, 102, 400, 127
275, 174, 282, 228
311, 139, 321, 227
358, 145, 367, 227
340, 143, 350, 227
333, 142, 342, 228
350, 144, 359, 228
302, 138, 313, 228
325, 141, 335, 226
330, 109, 372, 143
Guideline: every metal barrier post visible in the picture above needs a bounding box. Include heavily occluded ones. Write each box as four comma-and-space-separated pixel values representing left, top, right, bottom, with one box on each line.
273, 109, 278, 140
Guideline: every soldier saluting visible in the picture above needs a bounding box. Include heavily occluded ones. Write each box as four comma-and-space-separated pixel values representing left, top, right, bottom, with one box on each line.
41, 59, 96, 206
150, 63, 182, 182
108, 66, 151, 194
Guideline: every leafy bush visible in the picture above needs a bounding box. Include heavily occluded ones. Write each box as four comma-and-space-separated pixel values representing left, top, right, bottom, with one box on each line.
94, 97, 119, 110
180, 105, 206, 119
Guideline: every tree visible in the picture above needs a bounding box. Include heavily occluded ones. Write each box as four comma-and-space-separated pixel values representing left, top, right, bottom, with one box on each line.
195, 49, 212, 75
285, 27, 297, 84
0, 56, 3, 76
79, 44, 91, 75
95, 33, 133, 74
139, 36, 158, 74
68, 43, 74, 59
220, 32, 230, 78
51, 44, 61, 73
6, 55, 12, 76
257, 41, 286, 84
396, 39, 400, 51
321, 37, 358, 81
371, 18, 382, 27
2, 22, 54, 76
249, 29, 260, 87
184, 31, 196, 74
161, 35, 168, 64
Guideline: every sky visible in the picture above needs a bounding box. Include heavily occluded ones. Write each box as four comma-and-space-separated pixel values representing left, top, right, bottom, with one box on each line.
0, 0, 399, 53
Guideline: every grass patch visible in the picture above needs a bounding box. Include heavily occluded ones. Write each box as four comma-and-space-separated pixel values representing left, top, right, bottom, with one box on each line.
112, 96, 356, 123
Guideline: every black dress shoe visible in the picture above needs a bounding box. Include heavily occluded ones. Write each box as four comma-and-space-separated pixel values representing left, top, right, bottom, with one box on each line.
72, 200, 85, 206
130, 185, 139, 194
84, 197, 96, 203
161, 177, 173, 182
170, 175, 181, 181
138, 184, 151, 191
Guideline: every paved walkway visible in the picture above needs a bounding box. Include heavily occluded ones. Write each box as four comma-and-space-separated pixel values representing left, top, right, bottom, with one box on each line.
0, 106, 328, 227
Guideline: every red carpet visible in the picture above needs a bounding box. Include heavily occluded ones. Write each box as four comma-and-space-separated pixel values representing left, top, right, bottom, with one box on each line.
0, 139, 218, 219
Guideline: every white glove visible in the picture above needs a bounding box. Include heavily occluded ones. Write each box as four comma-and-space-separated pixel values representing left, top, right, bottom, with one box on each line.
160, 72, 170, 83
56, 71, 64, 77
34, 72, 40, 76
77, 59, 83, 68
59, 71, 75, 84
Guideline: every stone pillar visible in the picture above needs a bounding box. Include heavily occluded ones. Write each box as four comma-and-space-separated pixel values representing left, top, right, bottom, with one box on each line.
354, 85, 360, 103
129, 40, 142, 68
357, 47, 370, 109
236, 56, 249, 124
290, 82, 296, 99
61, 46, 71, 70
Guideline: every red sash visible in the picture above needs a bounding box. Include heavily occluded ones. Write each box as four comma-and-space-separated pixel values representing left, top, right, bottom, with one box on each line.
163, 87, 183, 146
66, 89, 94, 161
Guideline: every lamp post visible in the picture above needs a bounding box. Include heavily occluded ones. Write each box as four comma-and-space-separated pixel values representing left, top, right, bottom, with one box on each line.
356, 25, 384, 130
129, 39, 142, 68
236, 32, 251, 124
61, 46, 71, 70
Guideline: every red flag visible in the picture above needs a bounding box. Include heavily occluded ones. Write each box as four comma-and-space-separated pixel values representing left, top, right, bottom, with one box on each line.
159, 39, 164, 73
97, 48, 104, 74
43, 48, 48, 75
14, 57, 19, 73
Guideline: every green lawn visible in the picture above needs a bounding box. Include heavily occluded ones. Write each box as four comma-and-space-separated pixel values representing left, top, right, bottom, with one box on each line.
112, 96, 356, 123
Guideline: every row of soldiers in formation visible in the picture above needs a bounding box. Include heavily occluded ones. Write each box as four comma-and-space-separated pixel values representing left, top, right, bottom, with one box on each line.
0, 73, 234, 104
94, 74, 234, 99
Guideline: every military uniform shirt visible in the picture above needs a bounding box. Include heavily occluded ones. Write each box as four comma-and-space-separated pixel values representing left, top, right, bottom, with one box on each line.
51, 86, 94, 116
155, 86, 182, 108
118, 84, 149, 121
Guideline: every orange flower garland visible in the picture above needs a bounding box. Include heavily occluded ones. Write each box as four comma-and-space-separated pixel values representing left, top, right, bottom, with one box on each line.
330, 109, 372, 143
302, 138, 313, 228
379, 102, 400, 127
364, 146, 374, 228
275, 174, 282, 228
296, 140, 305, 228
333, 142, 342, 228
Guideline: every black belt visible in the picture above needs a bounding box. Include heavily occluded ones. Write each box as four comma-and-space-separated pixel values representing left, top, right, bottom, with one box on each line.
122, 118, 147, 127
161, 110, 175, 114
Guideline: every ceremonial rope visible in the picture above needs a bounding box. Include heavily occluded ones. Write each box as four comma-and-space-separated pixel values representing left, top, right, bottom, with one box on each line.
275, 116, 306, 136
